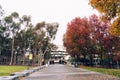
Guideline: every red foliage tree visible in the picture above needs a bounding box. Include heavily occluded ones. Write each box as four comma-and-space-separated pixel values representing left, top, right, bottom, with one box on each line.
64, 14, 117, 65
89, 15, 111, 61
64, 14, 120, 67
64, 17, 92, 58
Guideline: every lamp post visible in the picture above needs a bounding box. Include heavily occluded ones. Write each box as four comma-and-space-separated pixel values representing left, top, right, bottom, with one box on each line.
13, 51, 17, 65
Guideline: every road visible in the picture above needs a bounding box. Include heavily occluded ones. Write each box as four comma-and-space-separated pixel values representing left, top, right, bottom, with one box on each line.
23, 64, 120, 80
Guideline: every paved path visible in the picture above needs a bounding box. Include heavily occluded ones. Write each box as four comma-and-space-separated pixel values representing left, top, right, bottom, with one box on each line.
23, 64, 120, 80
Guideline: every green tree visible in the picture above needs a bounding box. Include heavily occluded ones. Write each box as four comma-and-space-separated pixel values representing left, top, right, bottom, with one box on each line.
0, 5, 4, 52
21, 15, 32, 65
34, 22, 59, 65
4, 12, 21, 65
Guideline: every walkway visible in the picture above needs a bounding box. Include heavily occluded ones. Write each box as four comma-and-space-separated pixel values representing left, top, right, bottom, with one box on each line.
23, 64, 120, 80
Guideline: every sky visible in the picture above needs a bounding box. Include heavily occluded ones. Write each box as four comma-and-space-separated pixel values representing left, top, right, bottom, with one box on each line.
0, 0, 99, 46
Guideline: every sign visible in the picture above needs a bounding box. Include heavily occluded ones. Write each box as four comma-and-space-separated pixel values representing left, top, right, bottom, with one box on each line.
29, 53, 33, 60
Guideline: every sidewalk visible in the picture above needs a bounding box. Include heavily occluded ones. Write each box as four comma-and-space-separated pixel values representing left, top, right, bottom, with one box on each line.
23, 64, 120, 80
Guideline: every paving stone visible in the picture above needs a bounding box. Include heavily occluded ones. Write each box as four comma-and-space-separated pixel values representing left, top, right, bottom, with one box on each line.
23, 64, 120, 80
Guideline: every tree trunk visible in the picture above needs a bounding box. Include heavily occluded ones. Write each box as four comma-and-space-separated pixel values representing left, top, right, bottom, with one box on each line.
22, 54, 25, 65
83, 55, 87, 66
38, 51, 42, 66
9, 38, 14, 65
90, 54, 93, 66
38, 53, 40, 66
39, 51, 43, 66
100, 53, 103, 67
22, 48, 26, 65
13, 53, 16, 65
33, 49, 37, 66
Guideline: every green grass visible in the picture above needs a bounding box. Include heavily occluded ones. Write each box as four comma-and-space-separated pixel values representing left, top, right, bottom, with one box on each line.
0, 65, 31, 76
80, 66, 120, 78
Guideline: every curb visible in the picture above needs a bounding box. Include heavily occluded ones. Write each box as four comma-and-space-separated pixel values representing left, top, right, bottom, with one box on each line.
0, 65, 46, 80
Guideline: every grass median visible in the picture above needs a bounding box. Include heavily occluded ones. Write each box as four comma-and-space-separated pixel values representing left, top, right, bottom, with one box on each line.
80, 65, 120, 78
0, 65, 33, 76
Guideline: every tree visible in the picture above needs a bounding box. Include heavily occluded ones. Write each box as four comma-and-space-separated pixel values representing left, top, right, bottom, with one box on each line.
64, 17, 92, 63
12, 21, 58, 66
34, 22, 59, 65
89, 0, 120, 36
0, 5, 4, 50
89, 0, 119, 20
109, 17, 120, 36
0, 5, 6, 64
64, 14, 114, 66
0, 5, 4, 18
89, 14, 116, 67
4, 12, 21, 65
21, 15, 32, 65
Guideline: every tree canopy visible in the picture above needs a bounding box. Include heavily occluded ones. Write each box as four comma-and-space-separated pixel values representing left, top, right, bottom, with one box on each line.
89, 0, 120, 36
0, 5, 59, 65
63, 14, 120, 66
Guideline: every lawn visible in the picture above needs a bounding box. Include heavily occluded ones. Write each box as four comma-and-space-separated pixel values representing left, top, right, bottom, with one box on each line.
80, 66, 120, 78
0, 65, 30, 76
